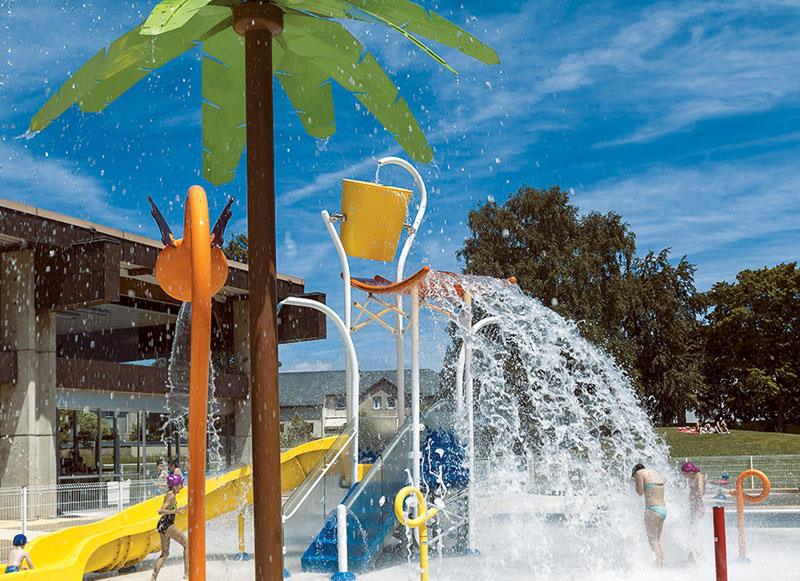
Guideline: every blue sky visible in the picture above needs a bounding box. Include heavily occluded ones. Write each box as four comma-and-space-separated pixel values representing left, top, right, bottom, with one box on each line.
2, 1, 799, 372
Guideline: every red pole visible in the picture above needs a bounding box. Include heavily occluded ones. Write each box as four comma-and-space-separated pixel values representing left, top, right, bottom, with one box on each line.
713, 506, 727, 581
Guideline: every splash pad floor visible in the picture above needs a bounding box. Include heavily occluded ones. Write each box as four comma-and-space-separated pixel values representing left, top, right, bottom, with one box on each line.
99, 525, 800, 581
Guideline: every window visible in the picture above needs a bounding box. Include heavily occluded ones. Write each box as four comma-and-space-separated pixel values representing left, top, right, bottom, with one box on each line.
335, 396, 346, 410
373, 396, 382, 410
387, 396, 396, 410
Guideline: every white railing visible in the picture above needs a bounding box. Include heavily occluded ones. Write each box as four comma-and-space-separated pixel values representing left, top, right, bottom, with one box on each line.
473, 455, 800, 494
0, 478, 168, 562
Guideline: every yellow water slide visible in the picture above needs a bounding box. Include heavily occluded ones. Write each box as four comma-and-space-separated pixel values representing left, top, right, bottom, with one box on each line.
1, 437, 339, 579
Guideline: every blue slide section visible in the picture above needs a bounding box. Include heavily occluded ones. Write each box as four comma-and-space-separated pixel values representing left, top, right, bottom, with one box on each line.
301, 420, 468, 574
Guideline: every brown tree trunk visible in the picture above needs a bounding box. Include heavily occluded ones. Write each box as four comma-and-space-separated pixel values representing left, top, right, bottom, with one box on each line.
233, 2, 284, 579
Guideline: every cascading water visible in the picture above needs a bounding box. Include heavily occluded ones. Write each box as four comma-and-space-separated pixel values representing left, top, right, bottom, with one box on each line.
421, 271, 689, 577
165, 302, 225, 475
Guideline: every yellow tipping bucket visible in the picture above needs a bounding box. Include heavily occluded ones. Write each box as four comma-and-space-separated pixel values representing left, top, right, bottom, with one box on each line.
340, 179, 413, 262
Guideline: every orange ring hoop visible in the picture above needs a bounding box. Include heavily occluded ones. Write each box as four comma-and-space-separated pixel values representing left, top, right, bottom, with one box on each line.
731, 469, 771, 503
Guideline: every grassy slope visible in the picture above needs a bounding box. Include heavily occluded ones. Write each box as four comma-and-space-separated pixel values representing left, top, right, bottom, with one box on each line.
657, 428, 800, 457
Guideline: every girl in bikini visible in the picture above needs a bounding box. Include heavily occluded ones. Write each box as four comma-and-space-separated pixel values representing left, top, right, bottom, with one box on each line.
632, 463, 666, 567
152, 473, 188, 580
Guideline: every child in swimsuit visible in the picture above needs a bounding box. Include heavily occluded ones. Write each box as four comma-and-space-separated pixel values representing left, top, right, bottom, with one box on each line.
681, 461, 707, 560
632, 463, 666, 567
5, 534, 33, 573
152, 473, 188, 580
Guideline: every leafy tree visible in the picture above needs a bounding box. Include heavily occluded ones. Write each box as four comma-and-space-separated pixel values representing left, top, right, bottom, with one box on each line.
700, 262, 800, 431
58, 411, 111, 445
280, 414, 314, 448
458, 186, 637, 367
626, 250, 705, 424
223, 233, 249, 264
457, 185, 704, 424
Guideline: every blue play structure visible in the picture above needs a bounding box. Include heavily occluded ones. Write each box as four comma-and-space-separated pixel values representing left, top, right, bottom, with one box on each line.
301, 410, 467, 574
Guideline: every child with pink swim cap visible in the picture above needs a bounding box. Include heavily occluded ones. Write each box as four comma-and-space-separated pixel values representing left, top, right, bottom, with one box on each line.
681, 461, 707, 561
152, 472, 188, 580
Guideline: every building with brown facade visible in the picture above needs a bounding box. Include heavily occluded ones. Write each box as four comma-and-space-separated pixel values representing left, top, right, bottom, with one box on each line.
0, 197, 324, 487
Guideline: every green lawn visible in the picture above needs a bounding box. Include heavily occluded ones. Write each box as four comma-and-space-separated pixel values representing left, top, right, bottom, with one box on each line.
657, 427, 800, 457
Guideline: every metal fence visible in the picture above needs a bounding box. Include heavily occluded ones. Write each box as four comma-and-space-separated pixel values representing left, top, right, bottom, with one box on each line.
474, 455, 800, 495
670, 454, 800, 490
0, 478, 166, 562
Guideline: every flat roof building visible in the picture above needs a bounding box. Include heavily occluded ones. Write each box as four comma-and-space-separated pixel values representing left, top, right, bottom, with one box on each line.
0, 197, 325, 487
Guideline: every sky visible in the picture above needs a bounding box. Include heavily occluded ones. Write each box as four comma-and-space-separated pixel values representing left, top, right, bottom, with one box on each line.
1, 0, 799, 373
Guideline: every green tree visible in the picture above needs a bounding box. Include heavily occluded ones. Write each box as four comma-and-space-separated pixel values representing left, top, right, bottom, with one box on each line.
700, 262, 800, 431
458, 186, 637, 365
223, 233, 249, 264
626, 249, 705, 424
457, 185, 704, 424
280, 414, 314, 448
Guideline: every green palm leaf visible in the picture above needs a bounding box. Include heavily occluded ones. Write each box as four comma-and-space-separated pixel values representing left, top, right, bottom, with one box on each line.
340, 5, 456, 74
141, 0, 215, 36
30, 6, 230, 133
352, 0, 500, 64
277, 0, 457, 74
281, 12, 433, 163
274, 48, 337, 140
280, 0, 499, 65
201, 27, 246, 185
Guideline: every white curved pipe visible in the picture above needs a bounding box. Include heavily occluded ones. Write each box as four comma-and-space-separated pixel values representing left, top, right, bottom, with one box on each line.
321, 210, 352, 334
376, 156, 428, 427
321, 209, 354, 448
279, 296, 360, 485
377, 156, 428, 284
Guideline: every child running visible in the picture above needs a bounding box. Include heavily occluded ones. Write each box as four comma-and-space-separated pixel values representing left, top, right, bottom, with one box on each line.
5, 534, 33, 573
152, 473, 188, 580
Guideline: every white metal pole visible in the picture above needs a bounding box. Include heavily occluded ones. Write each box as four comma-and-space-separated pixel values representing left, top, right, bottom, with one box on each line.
333, 503, 355, 580
280, 297, 360, 485
141, 410, 147, 479
410, 285, 421, 492
21, 486, 27, 536
464, 314, 500, 555
396, 304, 405, 426
463, 299, 476, 553
376, 157, 428, 427
455, 345, 465, 415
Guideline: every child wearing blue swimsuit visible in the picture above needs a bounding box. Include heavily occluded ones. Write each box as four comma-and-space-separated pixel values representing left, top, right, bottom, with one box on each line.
632, 464, 667, 567
643, 482, 667, 519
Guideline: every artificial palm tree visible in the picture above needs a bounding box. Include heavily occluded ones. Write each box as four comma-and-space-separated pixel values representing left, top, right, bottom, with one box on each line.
30, 1, 498, 579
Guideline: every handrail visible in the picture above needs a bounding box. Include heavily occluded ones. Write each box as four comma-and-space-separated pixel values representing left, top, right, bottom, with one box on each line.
282, 423, 356, 523
343, 415, 414, 510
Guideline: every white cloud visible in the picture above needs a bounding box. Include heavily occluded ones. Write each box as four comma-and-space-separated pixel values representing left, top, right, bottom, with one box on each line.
577, 149, 800, 288
0, 138, 124, 223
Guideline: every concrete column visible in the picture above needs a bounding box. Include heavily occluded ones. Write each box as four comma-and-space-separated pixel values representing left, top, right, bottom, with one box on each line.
231, 300, 252, 465
0, 250, 58, 490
